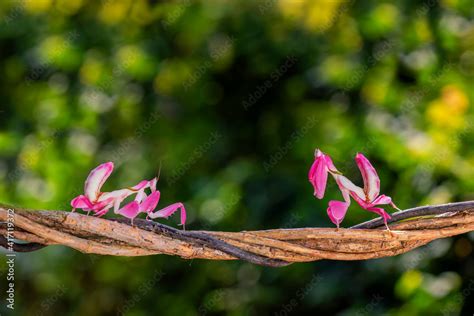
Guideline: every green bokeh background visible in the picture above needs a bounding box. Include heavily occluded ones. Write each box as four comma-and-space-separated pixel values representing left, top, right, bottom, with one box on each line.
0, 0, 474, 315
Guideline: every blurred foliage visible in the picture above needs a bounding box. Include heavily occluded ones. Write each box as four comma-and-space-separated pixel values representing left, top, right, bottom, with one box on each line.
0, 0, 473, 315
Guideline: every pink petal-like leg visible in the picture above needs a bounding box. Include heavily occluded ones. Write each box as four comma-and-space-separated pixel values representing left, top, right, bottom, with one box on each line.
84, 162, 114, 202
113, 198, 122, 214
369, 194, 400, 218
117, 201, 140, 225
147, 202, 187, 228
131, 180, 149, 191
91, 197, 116, 217
308, 150, 329, 199
390, 201, 402, 211
354, 153, 381, 202
94, 204, 113, 217
71, 195, 93, 213
135, 189, 147, 204
366, 207, 392, 230
327, 200, 350, 229
140, 191, 160, 215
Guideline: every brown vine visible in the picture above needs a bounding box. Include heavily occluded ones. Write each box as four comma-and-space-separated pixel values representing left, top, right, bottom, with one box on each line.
1, 201, 473, 267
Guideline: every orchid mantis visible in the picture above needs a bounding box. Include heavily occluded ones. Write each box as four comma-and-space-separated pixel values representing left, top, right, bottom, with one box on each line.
308, 149, 400, 229
71, 162, 186, 227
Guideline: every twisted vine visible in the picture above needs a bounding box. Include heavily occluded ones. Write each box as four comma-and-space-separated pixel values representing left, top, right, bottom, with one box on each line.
1, 201, 474, 267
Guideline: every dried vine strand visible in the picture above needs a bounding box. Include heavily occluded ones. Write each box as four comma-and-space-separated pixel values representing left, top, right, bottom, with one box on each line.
0, 201, 473, 267
351, 200, 474, 229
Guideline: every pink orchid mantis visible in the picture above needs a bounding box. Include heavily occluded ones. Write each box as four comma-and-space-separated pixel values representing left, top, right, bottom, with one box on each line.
308, 149, 400, 229
70, 162, 186, 227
